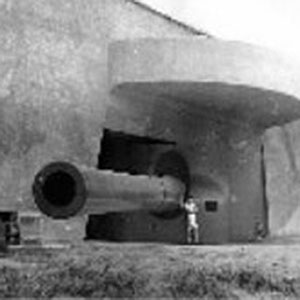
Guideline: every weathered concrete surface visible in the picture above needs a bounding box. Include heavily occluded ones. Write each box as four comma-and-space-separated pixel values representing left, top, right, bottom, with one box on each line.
108, 38, 300, 243
0, 0, 204, 242
0, 0, 201, 208
109, 38, 300, 128
107, 87, 267, 243
264, 120, 300, 236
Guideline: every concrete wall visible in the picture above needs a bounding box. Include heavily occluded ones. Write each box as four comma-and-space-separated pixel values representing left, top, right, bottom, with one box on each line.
109, 37, 300, 243
0, 0, 204, 243
106, 80, 266, 243
264, 120, 300, 237
0, 0, 201, 210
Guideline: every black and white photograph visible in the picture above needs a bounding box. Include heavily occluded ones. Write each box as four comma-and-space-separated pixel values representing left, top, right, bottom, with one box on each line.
0, 0, 299, 298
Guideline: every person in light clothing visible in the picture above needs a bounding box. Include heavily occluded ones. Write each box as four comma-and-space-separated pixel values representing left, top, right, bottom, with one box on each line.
183, 196, 199, 244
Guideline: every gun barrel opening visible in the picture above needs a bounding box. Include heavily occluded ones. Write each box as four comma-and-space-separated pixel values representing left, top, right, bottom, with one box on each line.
41, 171, 76, 207
32, 162, 87, 219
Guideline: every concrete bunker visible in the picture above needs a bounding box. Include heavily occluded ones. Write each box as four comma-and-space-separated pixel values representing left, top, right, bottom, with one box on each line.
105, 38, 300, 243
32, 38, 300, 244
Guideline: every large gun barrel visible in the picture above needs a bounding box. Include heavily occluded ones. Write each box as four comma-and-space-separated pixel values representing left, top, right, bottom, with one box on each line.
32, 162, 186, 219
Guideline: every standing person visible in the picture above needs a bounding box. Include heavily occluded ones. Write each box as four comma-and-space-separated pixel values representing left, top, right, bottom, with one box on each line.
183, 196, 199, 244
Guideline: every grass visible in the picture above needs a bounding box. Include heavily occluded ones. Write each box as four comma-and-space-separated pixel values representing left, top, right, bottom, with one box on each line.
0, 242, 300, 298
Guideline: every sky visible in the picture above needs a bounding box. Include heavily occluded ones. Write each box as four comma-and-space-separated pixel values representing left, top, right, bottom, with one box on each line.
142, 0, 300, 62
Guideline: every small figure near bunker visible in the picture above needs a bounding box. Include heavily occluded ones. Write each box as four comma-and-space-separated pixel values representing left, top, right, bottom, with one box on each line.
183, 196, 199, 244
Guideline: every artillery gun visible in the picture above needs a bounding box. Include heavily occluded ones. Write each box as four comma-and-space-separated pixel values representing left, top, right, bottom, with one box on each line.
32, 160, 187, 219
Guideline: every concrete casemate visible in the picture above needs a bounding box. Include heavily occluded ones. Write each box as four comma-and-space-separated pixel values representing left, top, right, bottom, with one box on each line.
3, 0, 300, 244
107, 38, 300, 243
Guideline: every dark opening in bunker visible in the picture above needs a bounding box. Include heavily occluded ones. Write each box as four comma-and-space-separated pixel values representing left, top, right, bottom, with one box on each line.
41, 171, 76, 207
86, 129, 186, 243
205, 200, 218, 212
98, 128, 175, 174
0, 212, 20, 246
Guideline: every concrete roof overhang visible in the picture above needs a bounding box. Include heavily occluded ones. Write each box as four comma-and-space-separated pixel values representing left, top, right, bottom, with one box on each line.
109, 38, 300, 128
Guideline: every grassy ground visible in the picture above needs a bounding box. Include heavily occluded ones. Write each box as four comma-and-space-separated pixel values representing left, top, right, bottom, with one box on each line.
0, 241, 300, 298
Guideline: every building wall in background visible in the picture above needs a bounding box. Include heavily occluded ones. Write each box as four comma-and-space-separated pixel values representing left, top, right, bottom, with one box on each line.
0, 0, 203, 212
0, 0, 205, 244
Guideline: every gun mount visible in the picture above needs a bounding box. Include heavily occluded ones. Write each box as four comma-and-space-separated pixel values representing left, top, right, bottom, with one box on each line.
28, 38, 300, 244
32, 161, 186, 219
